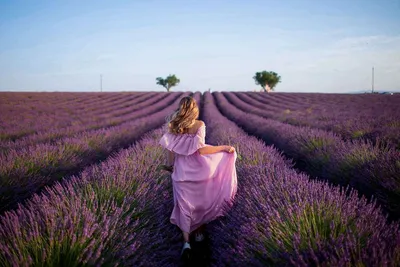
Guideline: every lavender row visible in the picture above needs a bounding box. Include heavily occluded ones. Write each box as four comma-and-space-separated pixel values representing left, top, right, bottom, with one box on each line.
278, 92, 400, 108
216, 92, 400, 219
0, 93, 127, 141
261, 92, 400, 111
88, 92, 156, 117
0, 93, 202, 266
0, 92, 168, 151
235, 91, 400, 168
0, 92, 127, 129
0, 93, 147, 141
0, 92, 158, 142
57, 92, 155, 119
51, 92, 143, 120
0, 129, 170, 266
250, 92, 400, 130
247, 92, 399, 119
244, 92, 400, 148
255, 92, 400, 148
0, 92, 96, 109
0, 92, 186, 213
89, 92, 167, 123
202, 91, 400, 266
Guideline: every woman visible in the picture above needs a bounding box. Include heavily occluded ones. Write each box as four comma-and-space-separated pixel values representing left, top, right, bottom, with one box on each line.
159, 96, 238, 261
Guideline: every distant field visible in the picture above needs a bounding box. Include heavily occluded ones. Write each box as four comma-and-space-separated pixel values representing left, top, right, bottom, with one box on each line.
0, 91, 399, 266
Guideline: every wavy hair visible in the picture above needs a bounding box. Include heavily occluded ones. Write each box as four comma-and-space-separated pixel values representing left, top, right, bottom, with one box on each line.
167, 96, 199, 134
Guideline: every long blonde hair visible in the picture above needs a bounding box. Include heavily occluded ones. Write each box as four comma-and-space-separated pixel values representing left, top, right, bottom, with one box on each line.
167, 96, 199, 134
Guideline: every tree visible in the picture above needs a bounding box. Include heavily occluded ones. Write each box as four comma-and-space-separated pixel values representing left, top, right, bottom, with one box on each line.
253, 71, 281, 93
156, 74, 180, 92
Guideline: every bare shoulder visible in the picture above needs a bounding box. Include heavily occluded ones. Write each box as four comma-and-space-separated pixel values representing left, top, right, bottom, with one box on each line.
196, 120, 205, 128
187, 120, 205, 134
193, 120, 206, 132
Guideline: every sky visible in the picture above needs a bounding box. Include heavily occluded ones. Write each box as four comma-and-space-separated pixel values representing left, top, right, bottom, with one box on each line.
0, 0, 399, 93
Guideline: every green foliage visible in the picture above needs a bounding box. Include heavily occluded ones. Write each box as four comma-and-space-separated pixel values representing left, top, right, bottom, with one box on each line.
0, 131, 34, 141
343, 146, 378, 168
253, 71, 281, 92
351, 130, 365, 139
386, 120, 400, 128
156, 74, 180, 92
304, 137, 330, 151
262, 203, 361, 260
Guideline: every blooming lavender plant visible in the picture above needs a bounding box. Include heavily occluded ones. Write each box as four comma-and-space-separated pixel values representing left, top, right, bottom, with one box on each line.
0, 92, 168, 151
241, 92, 400, 149
0, 92, 205, 267
0, 130, 166, 266
0, 92, 189, 213
1, 91, 399, 266
202, 91, 400, 266
216, 92, 400, 220
0, 92, 131, 141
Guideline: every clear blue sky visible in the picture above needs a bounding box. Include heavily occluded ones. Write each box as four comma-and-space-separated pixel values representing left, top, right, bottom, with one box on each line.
0, 0, 399, 93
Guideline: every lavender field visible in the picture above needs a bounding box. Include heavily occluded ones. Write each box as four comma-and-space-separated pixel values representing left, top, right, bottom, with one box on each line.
1, 91, 400, 266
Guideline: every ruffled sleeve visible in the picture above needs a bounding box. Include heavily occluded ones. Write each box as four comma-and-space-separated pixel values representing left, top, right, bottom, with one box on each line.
159, 125, 206, 156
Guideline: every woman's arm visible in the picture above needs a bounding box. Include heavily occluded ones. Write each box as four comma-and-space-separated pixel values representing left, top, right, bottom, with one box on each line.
198, 145, 234, 155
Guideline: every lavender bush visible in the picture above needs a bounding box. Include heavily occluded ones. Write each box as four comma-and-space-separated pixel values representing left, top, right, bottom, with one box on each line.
0, 130, 167, 266
0, 91, 398, 266
0, 92, 188, 213
203, 91, 400, 266
0, 92, 203, 266
216, 92, 400, 219
241, 92, 400, 149
0, 92, 166, 150
0, 92, 134, 141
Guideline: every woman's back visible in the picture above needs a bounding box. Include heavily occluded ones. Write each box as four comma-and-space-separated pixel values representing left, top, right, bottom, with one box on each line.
181, 120, 204, 135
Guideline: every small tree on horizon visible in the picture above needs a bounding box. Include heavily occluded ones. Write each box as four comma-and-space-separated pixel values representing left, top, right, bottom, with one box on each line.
253, 71, 281, 93
156, 74, 180, 92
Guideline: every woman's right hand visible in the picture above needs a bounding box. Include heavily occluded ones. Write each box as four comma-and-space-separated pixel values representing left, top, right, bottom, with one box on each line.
223, 145, 235, 153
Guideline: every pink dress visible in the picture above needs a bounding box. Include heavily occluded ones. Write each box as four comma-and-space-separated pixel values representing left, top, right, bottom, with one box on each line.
159, 124, 238, 233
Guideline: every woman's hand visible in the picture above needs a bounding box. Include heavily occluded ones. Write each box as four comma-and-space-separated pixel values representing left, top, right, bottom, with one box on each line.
223, 145, 235, 153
